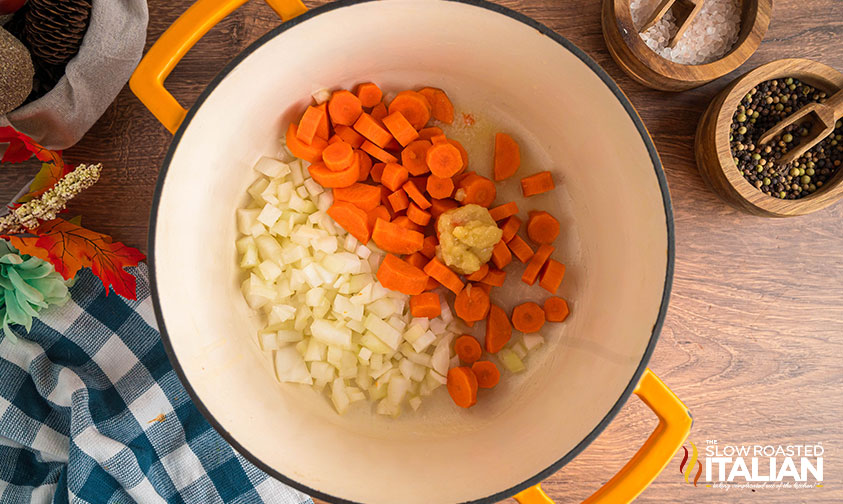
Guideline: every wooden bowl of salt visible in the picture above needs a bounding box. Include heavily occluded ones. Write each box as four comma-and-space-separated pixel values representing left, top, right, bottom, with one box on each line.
602, 0, 772, 91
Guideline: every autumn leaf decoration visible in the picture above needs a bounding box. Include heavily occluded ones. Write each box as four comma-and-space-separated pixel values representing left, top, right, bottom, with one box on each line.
1, 127, 145, 299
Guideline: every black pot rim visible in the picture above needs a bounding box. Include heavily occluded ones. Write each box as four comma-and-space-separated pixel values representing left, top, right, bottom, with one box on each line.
147, 1, 675, 503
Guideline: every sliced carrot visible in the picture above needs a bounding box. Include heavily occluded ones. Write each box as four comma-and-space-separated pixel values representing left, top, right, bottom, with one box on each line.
475, 281, 492, 296
354, 113, 393, 148
388, 90, 431, 130
418, 126, 444, 140
480, 268, 505, 287
385, 137, 402, 152
465, 263, 489, 282
328, 135, 342, 144
522, 244, 555, 286
420, 235, 437, 258
454, 335, 482, 364
381, 163, 409, 192
539, 259, 566, 294
500, 216, 521, 243
321, 141, 354, 171
327, 201, 370, 243
308, 158, 359, 188
430, 134, 448, 145
447, 367, 478, 408
410, 292, 441, 318
471, 361, 500, 389
426, 143, 463, 177
297, 105, 325, 144
356, 150, 373, 181
401, 139, 432, 176
382, 111, 420, 147
328, 90, 363, 126
424, 276, 440, 291
485, 304, 512, 353
490, 240, 512, 269
426, 175, 454, 199
370, 162, 386, 183
544, 297, 570, 322
402, 180, 431, 209
448, 139, 469, 171
315, 103, 331, 140
423, 257, 464, 294
512, 302, 545, 333
405, 252, 428, 269
285, 123, 328, 163
333, 183, 381, 211
366, 205, 391, 234
527, 210, 560, 244
455, 173, 496, 207
429, 198, 459, 219
372, 219, 424, 254
387, 189, 409, 213
521, 171, 555, 197
410, 175, 428, 191
493, 132, 520, 181
406, 202, 432, 226
360, 140, 398, 163
335, 125, 365, 148
376, 253, 429, 296
371, 101, 388, 121
454, 283, 491, 323
453, 170, 473, 186
418, 87, 454, 124
355, 82, 382, 108
489, 202, 519, 222
508, 235, 534, 263
393, 215, 423, 233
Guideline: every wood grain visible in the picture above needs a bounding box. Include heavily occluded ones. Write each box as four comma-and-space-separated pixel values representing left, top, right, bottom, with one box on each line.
3, 0, 842, 502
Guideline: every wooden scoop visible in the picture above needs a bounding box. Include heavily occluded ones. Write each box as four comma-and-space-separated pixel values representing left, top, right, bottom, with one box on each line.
638, 0, 704, 48
759, 89, 843, 165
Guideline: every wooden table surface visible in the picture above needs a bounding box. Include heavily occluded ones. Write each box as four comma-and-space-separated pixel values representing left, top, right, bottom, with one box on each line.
3, 0, 841, 502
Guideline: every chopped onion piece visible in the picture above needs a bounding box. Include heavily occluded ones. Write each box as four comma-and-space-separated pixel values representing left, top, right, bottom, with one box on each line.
499, 349, 526, 373
311, 319, 352, 348
364, 314, 402, 350
275, 346, 312, 384
409, 396, 422, 411
523, 333, 544, 351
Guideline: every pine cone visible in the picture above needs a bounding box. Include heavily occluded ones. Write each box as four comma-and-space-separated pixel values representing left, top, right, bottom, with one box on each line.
24, 0, 91, 66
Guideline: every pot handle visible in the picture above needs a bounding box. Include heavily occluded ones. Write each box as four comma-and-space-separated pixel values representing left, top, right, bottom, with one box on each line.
515, 369, 691, 504
129, 0, 307, 134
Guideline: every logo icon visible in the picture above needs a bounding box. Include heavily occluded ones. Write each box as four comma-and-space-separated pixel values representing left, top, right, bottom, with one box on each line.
680, 441, 703, 486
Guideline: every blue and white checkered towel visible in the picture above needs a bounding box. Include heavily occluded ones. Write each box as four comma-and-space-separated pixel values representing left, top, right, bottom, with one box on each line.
0, 263, 312, 504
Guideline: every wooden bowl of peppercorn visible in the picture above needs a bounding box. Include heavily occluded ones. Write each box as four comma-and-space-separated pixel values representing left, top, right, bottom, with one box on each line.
695, 58, 843, 216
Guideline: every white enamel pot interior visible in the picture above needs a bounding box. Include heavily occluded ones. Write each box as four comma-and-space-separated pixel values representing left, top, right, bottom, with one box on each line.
149, 0, 673, 502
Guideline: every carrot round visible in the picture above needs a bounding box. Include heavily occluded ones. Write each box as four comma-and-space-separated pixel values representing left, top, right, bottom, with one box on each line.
418, 126, 444, 140
426, 143, 463, 178
521, 171, 555, 197
328, 90, 363, 126
355, 82, 382, 108
426, 175, 454, 199
500, 216, 521, 243
382, 111, 420, 147
539, 259, 566, 294
485, 304, 512, 353
285, 123, 328, 163
381, 163, 409, 192
371, 101, 388, 121
420, 235, 437, 258
402, 180, 431, 209
388, 90, 431, 130
465, 263, 489, 282
372, 219, 424, 254
400, 139, 432, 176
418, 87, 455, 124
308, 158, 359, 188
522, 244, 555, 285
392, 215, 423, 233
328, 135, 342, 145
423, 257, 464, 294
405, 252, 428, 269
377, 254, 429, 296
370, 162, 386, 183
354, 113, 393, 148
297, 105, 326, 144
480, 268, 506, 287
489, 202, 519, 222
447, 367, 478, 408
335, 125, 365, 148
494, 133, 521, 181
471, 361, 500, 389
327, 201, 370, 244
512, 302, 546, 333
456, 173, 496, 207
429, 198, 459, 219
410, 292, 441, 318
356, 150, 373, 181
544, 297, 570, 322
387, 189, 409, 213
454, 283, 491, 323
448, 139, 469, 171
321, 141, 354, 171
366, 205, 391, 234
454, 335, 482, 364
491, 240, 512, 269
360, 140, 398, 163
508, 235, 534, 263
527, 210, 560, 244
333, 183, 381, 212
406, 202, 432, 226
